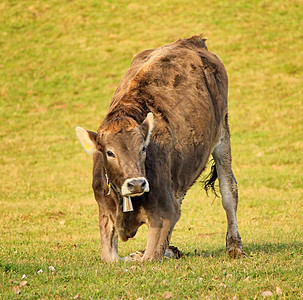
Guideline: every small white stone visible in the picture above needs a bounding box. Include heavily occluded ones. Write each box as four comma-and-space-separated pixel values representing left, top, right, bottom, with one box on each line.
261, 291, 274, 297
20, 281, 27, 287
49, 266, 55, 272
276, 286, 282, 295
37, 269, 43, 274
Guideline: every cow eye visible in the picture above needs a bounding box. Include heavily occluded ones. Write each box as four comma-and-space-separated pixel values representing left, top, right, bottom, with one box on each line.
142, 145, 146, 154
106, 150, 116, 158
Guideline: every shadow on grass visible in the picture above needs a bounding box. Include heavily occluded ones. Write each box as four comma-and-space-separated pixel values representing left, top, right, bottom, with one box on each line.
183, 241, 303, 258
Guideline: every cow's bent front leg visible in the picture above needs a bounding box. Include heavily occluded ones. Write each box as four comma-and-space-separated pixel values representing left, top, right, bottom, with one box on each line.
213, 129, 245, 258
143, 217, 174, 261
143, 202, 180, 261
98, 207, 120, 262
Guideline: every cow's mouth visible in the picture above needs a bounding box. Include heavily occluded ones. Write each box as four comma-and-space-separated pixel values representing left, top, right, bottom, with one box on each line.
125, 192, 145, 197
121, 177, 149, 197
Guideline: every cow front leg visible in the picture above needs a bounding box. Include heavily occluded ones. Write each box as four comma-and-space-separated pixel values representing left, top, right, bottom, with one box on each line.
142, 217, 174, 261
98, 208, 120, 262
213, 133, 245, 258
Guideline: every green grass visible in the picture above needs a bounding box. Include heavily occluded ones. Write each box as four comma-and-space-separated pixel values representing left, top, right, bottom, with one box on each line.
1, 0, 302, 298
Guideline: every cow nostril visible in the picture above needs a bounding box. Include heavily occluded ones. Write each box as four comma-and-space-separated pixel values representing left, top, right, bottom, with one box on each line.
127, 182, 134, 189
141, 180, 146, 189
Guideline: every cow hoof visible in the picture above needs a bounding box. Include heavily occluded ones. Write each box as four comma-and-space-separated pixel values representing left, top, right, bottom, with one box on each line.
167, 245, 183, 259
227, 247, 246, 258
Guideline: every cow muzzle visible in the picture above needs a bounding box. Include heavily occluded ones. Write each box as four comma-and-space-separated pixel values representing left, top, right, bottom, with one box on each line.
121, 177, 149, 197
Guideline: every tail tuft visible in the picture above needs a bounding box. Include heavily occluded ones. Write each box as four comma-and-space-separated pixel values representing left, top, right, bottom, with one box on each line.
201, 160, 219, 197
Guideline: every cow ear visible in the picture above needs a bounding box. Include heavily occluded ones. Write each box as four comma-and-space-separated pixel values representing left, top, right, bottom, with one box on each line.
140, 112, 154, 146
75, 127, 98, 155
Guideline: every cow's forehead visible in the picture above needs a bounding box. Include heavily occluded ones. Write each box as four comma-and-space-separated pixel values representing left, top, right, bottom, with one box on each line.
100, 128, 143, 150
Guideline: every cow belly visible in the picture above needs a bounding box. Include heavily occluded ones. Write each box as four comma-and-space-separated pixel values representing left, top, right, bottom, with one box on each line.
171, 146, 210, 196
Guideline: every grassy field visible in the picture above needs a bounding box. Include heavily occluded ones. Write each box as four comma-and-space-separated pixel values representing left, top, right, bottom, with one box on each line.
1, 0, 302, 298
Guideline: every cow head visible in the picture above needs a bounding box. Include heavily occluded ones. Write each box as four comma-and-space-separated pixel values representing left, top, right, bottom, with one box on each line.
76, 112, 154, 197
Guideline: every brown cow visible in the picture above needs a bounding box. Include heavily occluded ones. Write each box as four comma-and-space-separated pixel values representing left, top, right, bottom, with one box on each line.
76, 35, 244, 262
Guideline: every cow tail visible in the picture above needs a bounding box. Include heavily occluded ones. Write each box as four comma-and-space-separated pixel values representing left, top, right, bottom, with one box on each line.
201, 159, 219, 197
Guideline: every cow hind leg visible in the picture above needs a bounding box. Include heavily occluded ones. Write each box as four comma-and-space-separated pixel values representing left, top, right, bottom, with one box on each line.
212, 130, 245, 258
